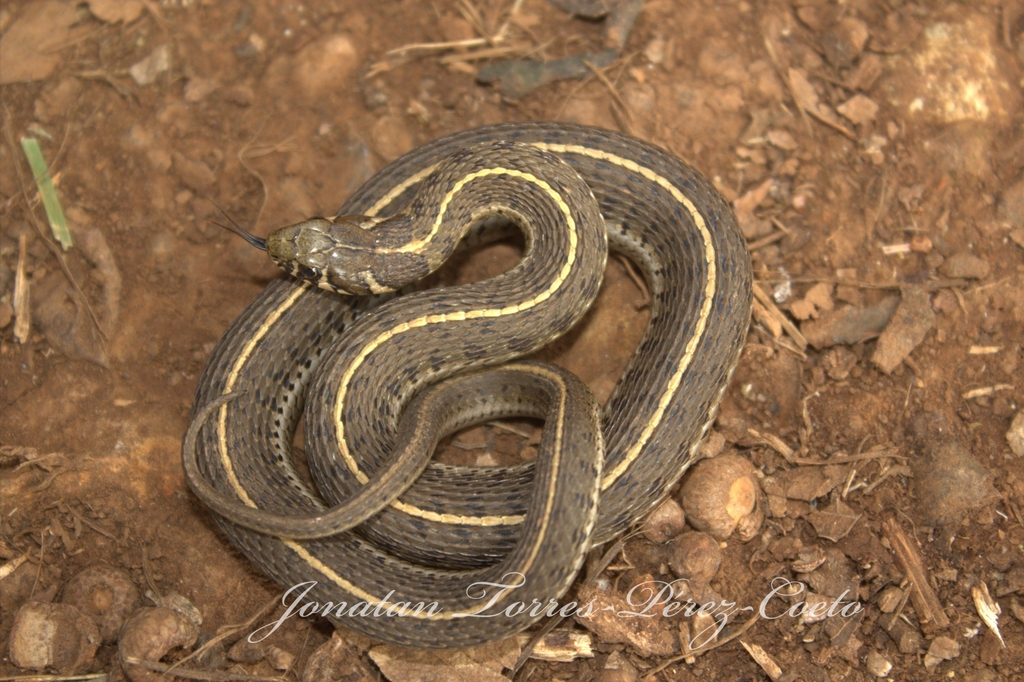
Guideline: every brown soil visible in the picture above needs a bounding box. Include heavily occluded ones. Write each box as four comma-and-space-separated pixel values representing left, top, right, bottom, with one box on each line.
1, 0, 1023, 680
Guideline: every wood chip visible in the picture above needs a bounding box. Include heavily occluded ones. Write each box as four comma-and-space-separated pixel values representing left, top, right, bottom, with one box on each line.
515, 630, 593, 662
786, 68, 855, 139
13, 233, 30, 344
753, 283, 808, 350
963, 384, 1014, 399
972, 581, 1005, 648
753, 299, 783, 338
741, 641, 783, 681
882, 518, 950, 628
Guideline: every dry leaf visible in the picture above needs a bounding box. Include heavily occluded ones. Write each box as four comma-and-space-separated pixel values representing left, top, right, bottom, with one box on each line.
807, 498, 861, 541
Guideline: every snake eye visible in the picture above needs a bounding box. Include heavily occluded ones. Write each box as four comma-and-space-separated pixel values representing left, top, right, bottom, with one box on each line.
298, 265, 319, 281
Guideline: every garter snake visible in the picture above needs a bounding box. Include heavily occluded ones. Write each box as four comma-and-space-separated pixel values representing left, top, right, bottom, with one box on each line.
184, 122, 752, 648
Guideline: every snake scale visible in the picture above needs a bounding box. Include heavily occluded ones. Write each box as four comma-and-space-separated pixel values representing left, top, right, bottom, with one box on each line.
184, 122, 752, 648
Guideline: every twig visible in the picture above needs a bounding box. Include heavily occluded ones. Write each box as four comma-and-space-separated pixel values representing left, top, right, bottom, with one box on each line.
513, 531, 637, 674
122, 658, 284, 682
882, 517, 950, 628
790, 447, 908, 466
583, 60, 633, 133
751, 283, 808, 350
66, 509, 117, 540
170, 593, 284, 673
644, 613, 761, 679
746, 230, 786, 251
0, 671, 109, 675
615, 254, 650, 309
236, 121, 287, 234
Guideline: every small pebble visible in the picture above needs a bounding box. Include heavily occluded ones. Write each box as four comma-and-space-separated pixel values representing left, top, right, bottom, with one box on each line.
267, 645, 295, 671
836, 94, 878, 125
183, 77, 218, 102
129, 44, 171, 86
801, 296, 899, 349
1007, 411, 1024, 457
641, 498, 686, 544
222, 84, 254, 106
303, 633, 377, 682
866, 649, 892, 677
679, 454, 763, 541
9, 602, 100, 674
871, 285, 935, 374
667, 532, 722, 586
822, 17, 869, 68
923, 635, 960, 670
293, 35, 358, 100
910, 413, 1001, 526
172, 153, 216, 192
228, 637, 265, 663
910, 234, 932, 253
940, 252, 990, 279
644, 37, 666, 65
998, 174, 1024, 226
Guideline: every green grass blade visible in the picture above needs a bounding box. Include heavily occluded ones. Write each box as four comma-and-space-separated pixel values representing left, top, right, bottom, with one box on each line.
20, 137, 72, 250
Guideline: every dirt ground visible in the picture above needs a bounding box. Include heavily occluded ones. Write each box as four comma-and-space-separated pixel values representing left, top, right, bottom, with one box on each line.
2, 0, 1024, 680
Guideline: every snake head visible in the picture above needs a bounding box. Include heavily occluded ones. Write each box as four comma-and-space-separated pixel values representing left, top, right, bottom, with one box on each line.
265, 216, 388, 295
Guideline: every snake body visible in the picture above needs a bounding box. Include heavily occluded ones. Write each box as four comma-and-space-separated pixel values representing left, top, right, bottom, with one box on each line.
185, 122, 752, 648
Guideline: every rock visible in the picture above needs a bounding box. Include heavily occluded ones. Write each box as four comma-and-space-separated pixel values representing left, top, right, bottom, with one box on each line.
923, 635, 960, 670
293, 35, 358, 100
303, 633, 378, 682
837, 94, 879, 126
8, 602, 100, 674
767, 129, 798, 150
1008, 411, 1024, 457
172, 153, 216, 192
222, 84, 254, 106
801, 296, 900, 348
940, 252, 990, 279
227, 637, 265, 664
0, 1, 78, 84
88, 0, 145, 24
575, 582, 678, 657
1000, 174, 1024, 227
822, 17, 869, 69
129, 44, 171, 86
887, 618, 923, 654
679, 455, 763, 541
697, 39, 747, 84
371, 114, 415, 162
909, 413, 1001, 526
866, 649, 892, 677
667, 532, 721, 587
871, 285, 935, 373
641, 497, 686, 544
183, 77, 218, 102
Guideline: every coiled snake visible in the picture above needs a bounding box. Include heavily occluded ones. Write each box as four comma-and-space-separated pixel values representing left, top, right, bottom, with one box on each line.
183, 122, 751, 648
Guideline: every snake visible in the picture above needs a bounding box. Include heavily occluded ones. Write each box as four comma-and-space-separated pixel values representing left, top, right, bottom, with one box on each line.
183, 122, 752, 649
